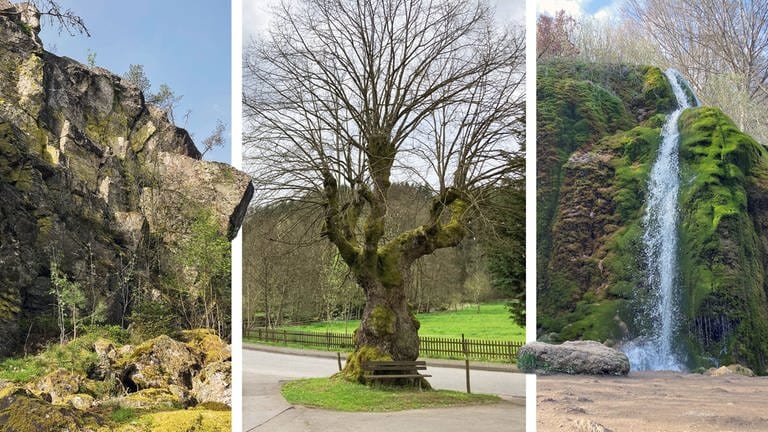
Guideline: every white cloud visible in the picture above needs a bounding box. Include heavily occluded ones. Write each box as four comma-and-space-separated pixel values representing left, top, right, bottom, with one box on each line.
243, 0, 279, 38
245, 0, 525, 36
494, 1, 526, 26
537, 0, 586, 17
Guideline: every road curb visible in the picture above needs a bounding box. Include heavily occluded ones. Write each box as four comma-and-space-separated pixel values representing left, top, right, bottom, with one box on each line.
243, 342, 522, 373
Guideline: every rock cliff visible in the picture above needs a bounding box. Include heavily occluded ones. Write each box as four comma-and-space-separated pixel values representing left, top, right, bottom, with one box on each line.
0, 4, 252, 355
538, 61, 768, 374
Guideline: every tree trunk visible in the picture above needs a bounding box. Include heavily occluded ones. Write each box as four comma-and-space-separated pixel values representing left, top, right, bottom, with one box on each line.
341, 274, 429, 388
355, 277, 419, 361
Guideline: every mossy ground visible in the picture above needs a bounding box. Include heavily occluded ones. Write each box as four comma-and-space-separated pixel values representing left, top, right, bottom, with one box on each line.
114, 408, 230, 432
281, 376, 499, 412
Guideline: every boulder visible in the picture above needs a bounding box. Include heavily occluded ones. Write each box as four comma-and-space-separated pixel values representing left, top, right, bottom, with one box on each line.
112, 388, 181, 410
177, 329, 230, 364
518, 341, 630, 375
91, 337, 118, 380
32, 368, 83, 404
192, 361, 231, 406
0, 385, 103, 431
120, 334, 201, 390
61, 393, 95, 410
704, 364, 755, 377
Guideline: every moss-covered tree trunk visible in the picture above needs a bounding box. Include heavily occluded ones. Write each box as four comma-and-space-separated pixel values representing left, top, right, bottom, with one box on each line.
355, 275, 420, 362
323, 171, 468, 385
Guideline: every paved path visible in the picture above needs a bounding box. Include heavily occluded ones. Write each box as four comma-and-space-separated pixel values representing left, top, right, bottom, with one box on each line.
243, 345, 525, 432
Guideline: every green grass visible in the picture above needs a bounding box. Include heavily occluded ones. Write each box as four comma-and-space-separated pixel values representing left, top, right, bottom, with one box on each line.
277, 303, 524, 340
0, 357, 47, 382
0, 326, 130, 384
281, 377, 500, 412
109, 407, 136, 423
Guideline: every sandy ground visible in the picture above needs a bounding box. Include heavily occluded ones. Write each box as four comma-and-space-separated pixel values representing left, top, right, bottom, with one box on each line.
537, 371, 768, 432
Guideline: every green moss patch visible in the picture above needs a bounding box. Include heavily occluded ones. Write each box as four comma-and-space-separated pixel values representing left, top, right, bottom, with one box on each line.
281, 377, 499, 412
115, 408, 231, 432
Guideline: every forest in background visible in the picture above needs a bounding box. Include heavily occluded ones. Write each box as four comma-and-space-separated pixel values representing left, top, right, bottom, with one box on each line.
243, 179, 524, 330
538, 0, 768, 146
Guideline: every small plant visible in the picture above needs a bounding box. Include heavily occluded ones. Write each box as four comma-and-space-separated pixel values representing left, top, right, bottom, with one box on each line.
86, 49, 97, 67
110, 406, 135, 423
517, 352, 538, 373
50, 261, 87, 344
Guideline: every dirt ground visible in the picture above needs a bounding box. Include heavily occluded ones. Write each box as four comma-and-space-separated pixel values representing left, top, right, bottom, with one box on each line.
537, 371, 768, 432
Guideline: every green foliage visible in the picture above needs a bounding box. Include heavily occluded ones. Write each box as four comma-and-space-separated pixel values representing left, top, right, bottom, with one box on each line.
128, 300, 178, 343
0, 325, 128, 383
86, 49, 96, 67
122, 64, 151, 94
281, 377, 499, 411
50, 261, 87, 342
480, 177, 525, 326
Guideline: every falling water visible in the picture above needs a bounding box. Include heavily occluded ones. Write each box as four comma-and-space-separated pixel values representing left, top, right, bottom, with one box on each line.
623, 69, 698, 371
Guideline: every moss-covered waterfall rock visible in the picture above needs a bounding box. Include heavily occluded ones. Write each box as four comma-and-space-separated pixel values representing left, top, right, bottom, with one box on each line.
677, 107, 768, 371
538, 61, 673, 343
538, 60, 768, 374
0, 3, 252, 356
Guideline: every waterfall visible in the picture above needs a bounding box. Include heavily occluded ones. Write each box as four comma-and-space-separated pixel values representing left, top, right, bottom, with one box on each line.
623, 69, 698, 371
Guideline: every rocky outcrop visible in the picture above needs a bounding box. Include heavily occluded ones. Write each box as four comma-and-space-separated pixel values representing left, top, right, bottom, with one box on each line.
0, 3, 252, 355
518, 341, 630, 375
115, 332, 233, 407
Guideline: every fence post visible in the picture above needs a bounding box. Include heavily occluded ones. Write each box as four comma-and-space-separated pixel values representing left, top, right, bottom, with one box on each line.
326, 331, 330, 350
283, 329, 287, 345
337, 352, 342, 371
462, 333, 470, 394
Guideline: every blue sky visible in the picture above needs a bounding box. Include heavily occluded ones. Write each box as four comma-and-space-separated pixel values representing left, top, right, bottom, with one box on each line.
39, 0, 231, 163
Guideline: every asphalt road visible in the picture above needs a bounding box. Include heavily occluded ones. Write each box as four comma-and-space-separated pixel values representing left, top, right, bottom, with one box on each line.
242, 346, 525, 432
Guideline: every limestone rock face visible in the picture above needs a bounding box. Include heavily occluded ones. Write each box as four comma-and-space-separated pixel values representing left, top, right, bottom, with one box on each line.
518, 341, 630, 375
192, 360, 231, 405
0, 3, 252, 355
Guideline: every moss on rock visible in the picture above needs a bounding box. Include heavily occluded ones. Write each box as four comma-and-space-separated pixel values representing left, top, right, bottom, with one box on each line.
678, 107, 768, 373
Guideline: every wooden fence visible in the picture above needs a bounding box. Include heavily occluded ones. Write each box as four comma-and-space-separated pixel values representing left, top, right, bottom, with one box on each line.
245, 327, 524, 362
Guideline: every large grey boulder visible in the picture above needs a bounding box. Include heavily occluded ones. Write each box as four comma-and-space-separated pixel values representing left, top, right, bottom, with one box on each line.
192, 360, 231, 406
119, 335, 201, 390
518, 340, 630, 375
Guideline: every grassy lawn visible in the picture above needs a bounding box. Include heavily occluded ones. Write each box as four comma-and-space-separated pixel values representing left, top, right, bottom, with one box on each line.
281, 377, 500, 411
277, 303, 524, 340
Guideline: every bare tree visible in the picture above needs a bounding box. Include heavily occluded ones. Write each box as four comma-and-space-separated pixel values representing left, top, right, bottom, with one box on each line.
537, 10, 579, 60
244, 0, 524, 381
32, 0, 90, 36
625, 0, 768, 120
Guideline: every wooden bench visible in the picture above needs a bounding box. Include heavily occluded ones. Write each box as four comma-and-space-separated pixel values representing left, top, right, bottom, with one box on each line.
362, 360, 432, 389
